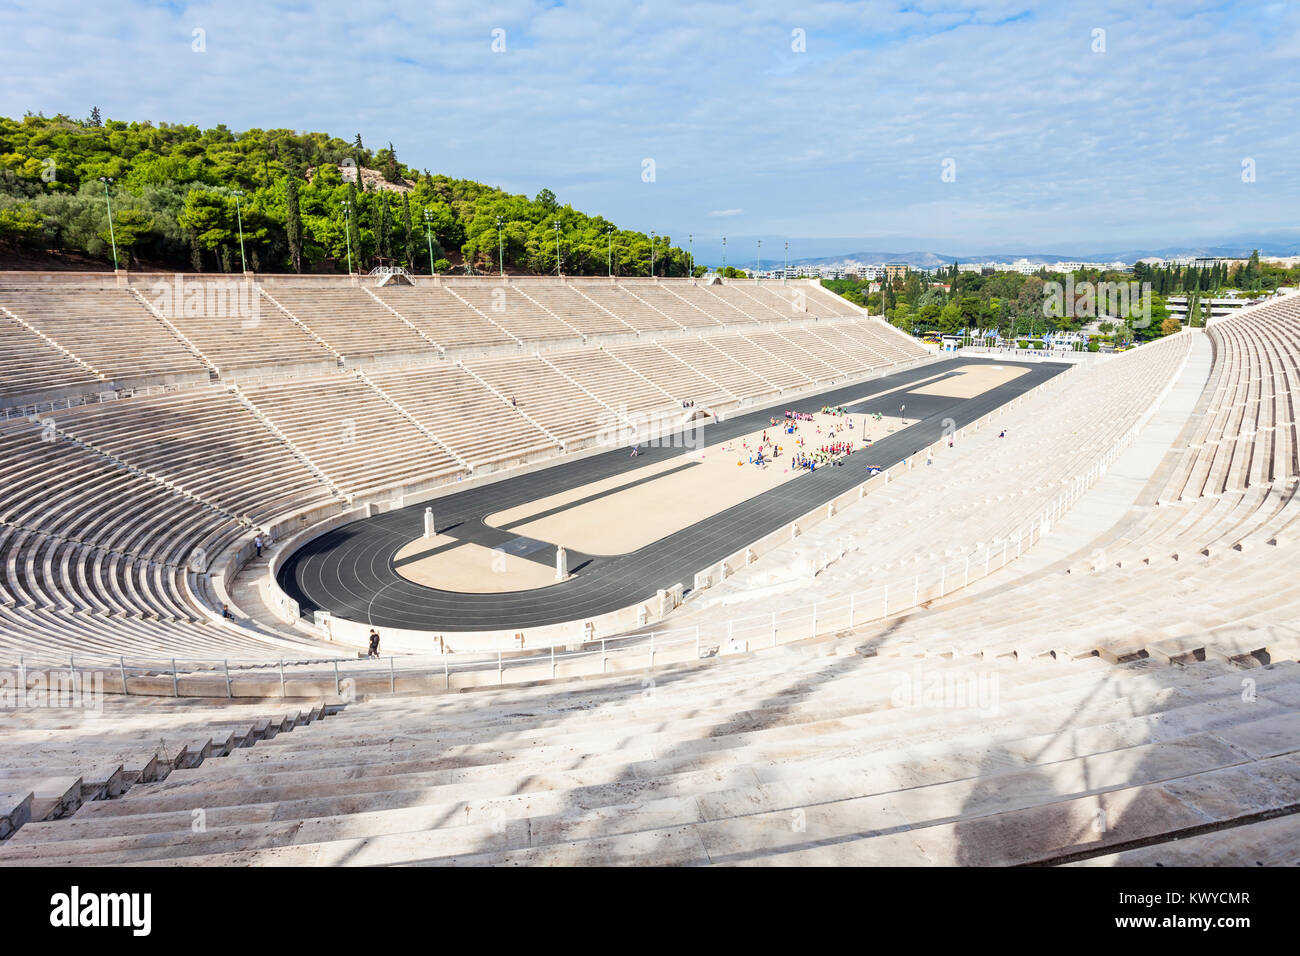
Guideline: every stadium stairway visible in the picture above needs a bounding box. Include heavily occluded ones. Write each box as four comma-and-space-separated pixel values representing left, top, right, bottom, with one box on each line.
0, 697, 339, 841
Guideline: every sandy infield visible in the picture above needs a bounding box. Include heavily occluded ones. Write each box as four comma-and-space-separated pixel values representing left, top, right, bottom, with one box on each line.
390, 363, 1019, 583
394, 534, 561, 593
486, 408, 901, 555
908, 363, 1028, 398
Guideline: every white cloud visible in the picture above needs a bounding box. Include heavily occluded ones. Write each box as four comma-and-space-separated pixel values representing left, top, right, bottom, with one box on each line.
1, 0, 1295, 249
708, 209, 744, 217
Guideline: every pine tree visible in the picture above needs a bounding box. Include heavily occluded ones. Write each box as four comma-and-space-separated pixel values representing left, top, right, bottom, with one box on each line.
284, 175, 303, 273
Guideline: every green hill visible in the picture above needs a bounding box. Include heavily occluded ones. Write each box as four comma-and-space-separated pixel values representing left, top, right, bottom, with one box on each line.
0, 110, 695, 276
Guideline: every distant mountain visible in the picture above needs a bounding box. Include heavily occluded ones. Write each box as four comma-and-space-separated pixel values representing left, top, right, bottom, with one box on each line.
783, 236, 1300, 270
790, 251, 958, 269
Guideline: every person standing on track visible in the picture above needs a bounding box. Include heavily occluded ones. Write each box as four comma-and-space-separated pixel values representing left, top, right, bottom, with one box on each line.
368, 629, 381, 658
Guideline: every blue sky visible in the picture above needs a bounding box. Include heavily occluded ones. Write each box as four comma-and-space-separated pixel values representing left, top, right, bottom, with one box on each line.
4, 0, 1299, 256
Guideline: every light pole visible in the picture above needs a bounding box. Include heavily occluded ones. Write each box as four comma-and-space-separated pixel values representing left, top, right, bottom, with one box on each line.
784, 241, 789, 283
721, 235, 726, 274
98, 177, 119, 270
232, 189, 247, 273
341, 200, 354, 275
606, 226, 614, 277
756, 239, 762, 280
496, 215, 504, 275
688, 234, 693, 278
423, 210, 435, 274
553, 220, 561, 277
650, 231, 656, 277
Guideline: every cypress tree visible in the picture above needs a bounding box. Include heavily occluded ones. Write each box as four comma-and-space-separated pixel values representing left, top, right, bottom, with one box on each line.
284, 175, 304, 273
372, 200, 389, 261
347, 183, 362, 270
352, 133, 365, 192
385, 141, 400, 183
401, 193, 414, 268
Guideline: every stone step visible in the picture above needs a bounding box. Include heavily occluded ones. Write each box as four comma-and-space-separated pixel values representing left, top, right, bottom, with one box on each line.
0, 791, 34, 839
715, 752, 1300, 866
111, 748, 1300, 868
189, 658, 1121, 762
9, 698, 1289, 863
1066, 811, 1300, 866
116, 662, 1300, 813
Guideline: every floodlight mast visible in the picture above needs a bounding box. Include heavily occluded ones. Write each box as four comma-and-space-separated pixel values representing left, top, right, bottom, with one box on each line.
99, 177, 118, 270
496, 215, 505, 275
232, 190, 247, 273
424, 210, 435, 274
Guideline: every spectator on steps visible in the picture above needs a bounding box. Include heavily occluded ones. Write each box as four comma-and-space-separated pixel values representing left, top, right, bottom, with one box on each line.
221, 604, 235, 619
254, 534, 264, 558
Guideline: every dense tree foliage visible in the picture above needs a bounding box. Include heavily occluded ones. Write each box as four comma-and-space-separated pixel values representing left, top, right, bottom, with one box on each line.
825, 253, 1298, 346
1131, 251, 1300, 294
0, 111, 690, 275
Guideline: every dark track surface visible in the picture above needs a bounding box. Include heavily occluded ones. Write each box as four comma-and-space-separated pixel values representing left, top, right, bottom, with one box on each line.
278, 357, 1068, 632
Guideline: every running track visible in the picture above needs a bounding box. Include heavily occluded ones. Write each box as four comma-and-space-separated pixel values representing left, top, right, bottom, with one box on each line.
278, 357, 1069, 632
